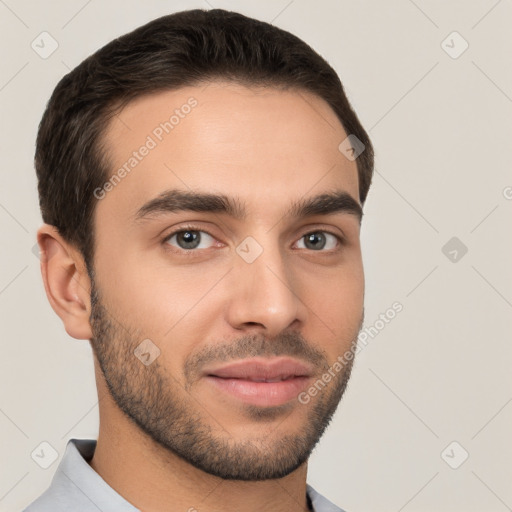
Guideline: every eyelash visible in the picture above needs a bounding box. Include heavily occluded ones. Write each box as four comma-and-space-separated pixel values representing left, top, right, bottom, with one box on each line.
161, 224, 345, 255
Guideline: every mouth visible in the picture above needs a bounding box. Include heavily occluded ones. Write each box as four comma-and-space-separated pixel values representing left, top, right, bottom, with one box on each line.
203, 357, 314, 407
215, 375, 299, 383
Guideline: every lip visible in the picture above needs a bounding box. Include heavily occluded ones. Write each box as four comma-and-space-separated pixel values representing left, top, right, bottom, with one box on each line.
202, 357, 314, 407
203, 357, 314, 381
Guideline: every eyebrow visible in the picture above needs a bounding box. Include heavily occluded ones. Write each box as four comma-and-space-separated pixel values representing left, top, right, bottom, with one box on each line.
134, 189, 363, 224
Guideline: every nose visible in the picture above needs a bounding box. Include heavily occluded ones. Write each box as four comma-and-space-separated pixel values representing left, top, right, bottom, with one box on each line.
224, 238, 307, 337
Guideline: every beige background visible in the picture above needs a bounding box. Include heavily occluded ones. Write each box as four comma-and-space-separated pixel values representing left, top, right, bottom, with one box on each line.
1, 1, 511, 511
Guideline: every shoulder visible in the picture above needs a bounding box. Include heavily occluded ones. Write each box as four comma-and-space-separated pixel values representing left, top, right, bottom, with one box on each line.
307, 483, 349, 512
23, 481, 99, 512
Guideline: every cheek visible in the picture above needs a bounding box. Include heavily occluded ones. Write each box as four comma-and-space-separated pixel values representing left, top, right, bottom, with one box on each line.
95, 251, 227, 346
303, 261, 364, 350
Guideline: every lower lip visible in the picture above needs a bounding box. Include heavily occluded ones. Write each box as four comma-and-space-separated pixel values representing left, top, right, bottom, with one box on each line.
204, 376, 311, 407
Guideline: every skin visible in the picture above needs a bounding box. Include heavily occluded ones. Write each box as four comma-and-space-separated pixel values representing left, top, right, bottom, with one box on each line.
37, 81, 365, 512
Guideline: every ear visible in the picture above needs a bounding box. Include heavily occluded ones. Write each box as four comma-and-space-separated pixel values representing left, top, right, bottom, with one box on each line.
36, 224, 93, 340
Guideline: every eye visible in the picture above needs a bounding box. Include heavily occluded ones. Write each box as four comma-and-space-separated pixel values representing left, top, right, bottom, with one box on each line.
163, 227, 217, 251
295, 231, 342, 251
161, 226, 343, 255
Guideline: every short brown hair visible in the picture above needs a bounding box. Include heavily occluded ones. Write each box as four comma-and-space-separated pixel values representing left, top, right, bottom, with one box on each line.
35, 8, 374, 275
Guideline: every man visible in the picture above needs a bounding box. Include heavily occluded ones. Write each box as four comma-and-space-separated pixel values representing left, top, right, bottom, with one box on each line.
25, 7, 373, 512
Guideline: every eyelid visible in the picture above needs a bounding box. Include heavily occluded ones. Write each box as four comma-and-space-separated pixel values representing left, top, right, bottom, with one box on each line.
293, 229, 344, 252
161, 223, 216, 244
161, 224, 219, 256
299, 224, 346, 243
161, 223, 346, 253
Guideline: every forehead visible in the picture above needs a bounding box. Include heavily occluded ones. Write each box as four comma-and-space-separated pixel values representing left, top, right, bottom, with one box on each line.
98, 81, 360, 223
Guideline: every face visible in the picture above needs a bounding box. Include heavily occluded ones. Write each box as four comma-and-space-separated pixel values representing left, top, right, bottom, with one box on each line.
89, 81, 364, 480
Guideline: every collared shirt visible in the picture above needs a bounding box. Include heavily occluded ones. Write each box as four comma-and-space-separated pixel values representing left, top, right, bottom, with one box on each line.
23, 438, 347, 512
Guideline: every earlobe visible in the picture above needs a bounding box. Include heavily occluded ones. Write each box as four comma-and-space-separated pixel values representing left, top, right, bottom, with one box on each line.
37, 224, 93, 340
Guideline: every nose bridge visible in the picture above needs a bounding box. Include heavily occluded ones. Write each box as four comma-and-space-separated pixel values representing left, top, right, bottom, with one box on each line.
226, 233, 303, 333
